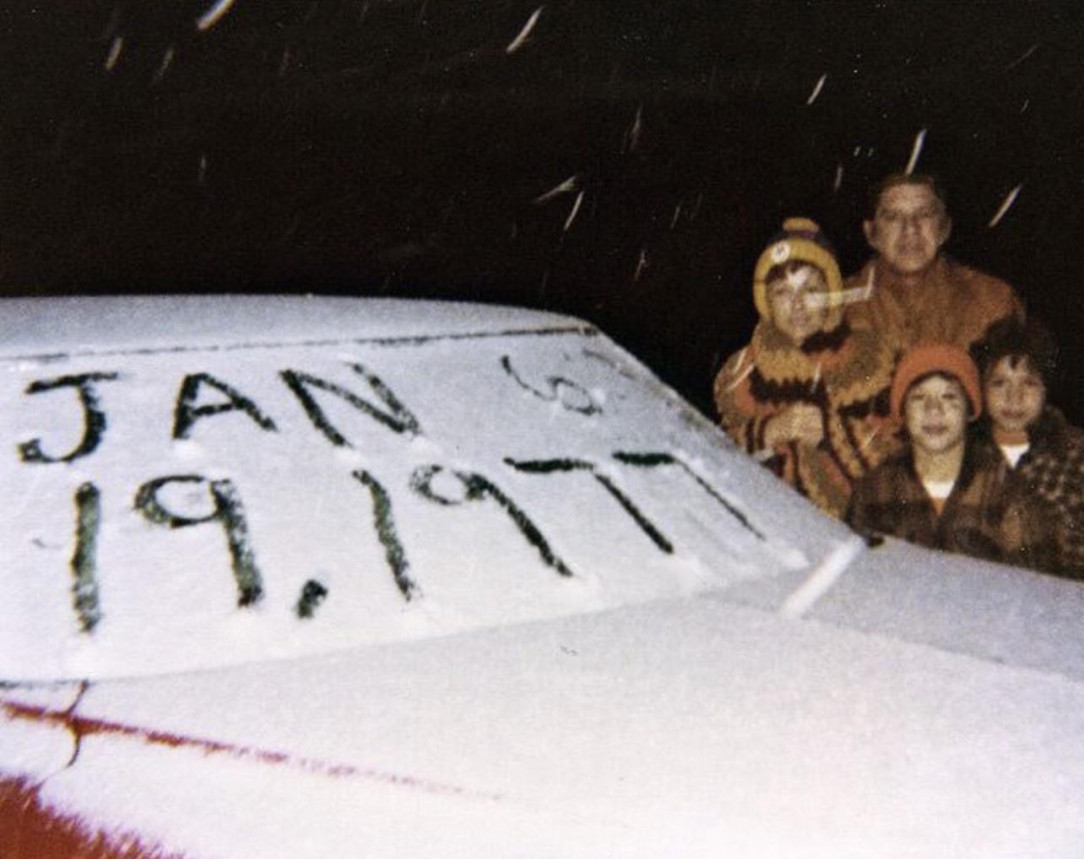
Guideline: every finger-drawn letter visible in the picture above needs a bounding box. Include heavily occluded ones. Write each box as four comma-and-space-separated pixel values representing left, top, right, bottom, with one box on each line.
173, 373, 278, 440
19, 372, 119, 464
282, 363, 421, 447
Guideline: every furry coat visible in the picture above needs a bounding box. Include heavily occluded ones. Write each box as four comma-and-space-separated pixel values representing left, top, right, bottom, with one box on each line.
844, 255, 1024, 356
714, 319, 897, 518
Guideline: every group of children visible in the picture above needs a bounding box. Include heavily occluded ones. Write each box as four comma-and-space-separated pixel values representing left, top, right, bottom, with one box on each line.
714, 214, 1084, 580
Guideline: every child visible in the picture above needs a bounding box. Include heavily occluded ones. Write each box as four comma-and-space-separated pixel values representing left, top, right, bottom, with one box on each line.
714, 217, 896, 518
847, 343, 1056, 570
971, 318, 1084, 579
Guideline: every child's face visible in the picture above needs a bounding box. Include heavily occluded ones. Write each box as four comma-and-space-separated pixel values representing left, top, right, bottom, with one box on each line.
984, 356, 1045, 435
904, 374, 968, 456
766, 265, 829, 344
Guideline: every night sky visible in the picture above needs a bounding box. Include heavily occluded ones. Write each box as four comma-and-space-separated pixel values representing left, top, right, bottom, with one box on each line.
3, 1, 1084, 420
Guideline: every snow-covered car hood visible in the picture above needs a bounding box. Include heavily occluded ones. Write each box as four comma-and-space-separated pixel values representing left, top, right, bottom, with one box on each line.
1, 294, 825, 682
2, 296, 1083, 858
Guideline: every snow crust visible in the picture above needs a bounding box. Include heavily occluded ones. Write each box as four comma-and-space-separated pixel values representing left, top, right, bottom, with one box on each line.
8, 598, 1084, 858
1, 296, 832, 681
4, 298, 1084, 858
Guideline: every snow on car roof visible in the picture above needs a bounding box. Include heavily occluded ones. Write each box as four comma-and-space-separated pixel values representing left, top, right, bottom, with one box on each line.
1, 295, 845, 682
0, 294, 583, 354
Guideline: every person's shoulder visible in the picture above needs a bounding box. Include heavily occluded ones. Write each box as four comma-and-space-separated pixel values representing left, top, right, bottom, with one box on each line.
842, 259, 876, 288
713, 340, 760, 410
1031, 407, 1084, 456
967, 438, 1009, 474
859, 449, 910, 482
944, 256, 1014, 293
1057, 416, 1084, 462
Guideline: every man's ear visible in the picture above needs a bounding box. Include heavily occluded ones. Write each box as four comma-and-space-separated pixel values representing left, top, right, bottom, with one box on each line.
937, 216, 953, 249
862, 218, 877, 250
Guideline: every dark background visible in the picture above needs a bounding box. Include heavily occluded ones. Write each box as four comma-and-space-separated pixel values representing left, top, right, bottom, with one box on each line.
3, 1, 1083, 421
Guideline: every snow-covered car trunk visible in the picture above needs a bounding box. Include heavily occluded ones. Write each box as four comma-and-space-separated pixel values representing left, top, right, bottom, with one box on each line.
2, 295, 1083, 858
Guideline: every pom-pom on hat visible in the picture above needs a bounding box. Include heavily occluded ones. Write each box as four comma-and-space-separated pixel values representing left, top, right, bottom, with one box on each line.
890, 342, 982, 419
753, 217, 844, 328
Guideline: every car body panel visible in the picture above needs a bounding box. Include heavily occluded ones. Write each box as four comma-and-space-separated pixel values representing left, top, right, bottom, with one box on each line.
2, 296, 1083, 857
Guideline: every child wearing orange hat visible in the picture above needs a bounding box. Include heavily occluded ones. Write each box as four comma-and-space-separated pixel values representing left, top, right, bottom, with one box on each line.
847, 342, 1056, 570
714, 217, 897, 518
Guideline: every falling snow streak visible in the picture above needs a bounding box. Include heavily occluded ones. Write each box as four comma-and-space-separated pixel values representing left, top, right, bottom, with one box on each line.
534, 175, 578, 204
152, 47, 175, 84
563, 191, 584, 232
0, 697, 505, 802
196, 0, 238, 32
904, 129, 927, 175
1005, 43, 1039, 71
690, 192, 704, 221
806, 74, 827, 105
988, 184, 1023, 227
833, 164, 844, 192
625, 105, 643, 152
633, 249, 648, 282
103, 37, 123, 71
506, 6, 543, 54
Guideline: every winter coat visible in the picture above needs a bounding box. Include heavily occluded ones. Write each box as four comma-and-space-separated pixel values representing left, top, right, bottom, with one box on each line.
714, 319, 898, 519
973, 407, 1084, 580
844, 255, 1024, 358
846, 444, 1058, 573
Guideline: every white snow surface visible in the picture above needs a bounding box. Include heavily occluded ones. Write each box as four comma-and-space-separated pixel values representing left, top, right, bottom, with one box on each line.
1, 295, 826, 681
5, 599, 1084, 858
4, 296, 1084, 858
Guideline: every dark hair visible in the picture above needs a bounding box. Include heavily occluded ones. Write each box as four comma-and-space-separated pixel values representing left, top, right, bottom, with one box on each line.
867, 172, 949, 220
971, 317, 1058, 389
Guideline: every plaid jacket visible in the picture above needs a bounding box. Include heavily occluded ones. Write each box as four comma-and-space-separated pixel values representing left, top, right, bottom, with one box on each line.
975, 408, 1084, 580
846, 445, 1058, 574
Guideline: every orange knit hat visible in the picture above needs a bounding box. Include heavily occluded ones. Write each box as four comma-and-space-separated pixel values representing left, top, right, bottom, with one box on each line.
890, 343, 982, 419
753, 217, 844, 329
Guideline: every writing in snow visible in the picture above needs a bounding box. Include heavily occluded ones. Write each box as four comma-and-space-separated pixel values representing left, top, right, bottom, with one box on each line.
7, 354, 763, 634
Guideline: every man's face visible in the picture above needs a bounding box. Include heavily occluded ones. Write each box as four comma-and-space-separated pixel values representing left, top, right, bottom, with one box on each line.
863, 183, 951, 277
984, 356, 1046, 435
904, 374, 969, 457
766, 265, 829, 344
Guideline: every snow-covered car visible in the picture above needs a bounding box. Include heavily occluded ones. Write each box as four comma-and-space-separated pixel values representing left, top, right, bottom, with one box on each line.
2, 295, 1083, 858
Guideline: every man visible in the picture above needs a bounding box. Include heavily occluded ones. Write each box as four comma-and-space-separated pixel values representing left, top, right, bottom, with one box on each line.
845, 173, 1024, 355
